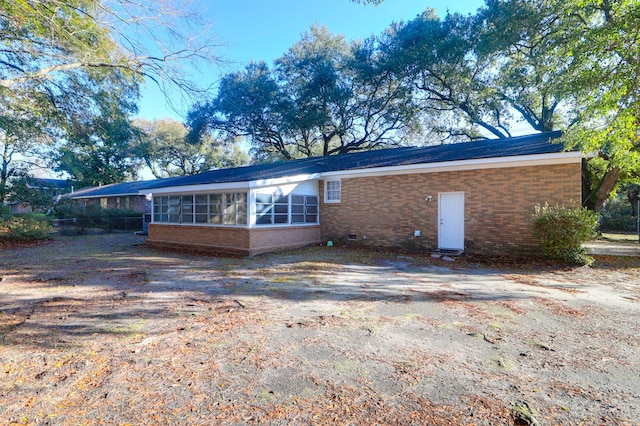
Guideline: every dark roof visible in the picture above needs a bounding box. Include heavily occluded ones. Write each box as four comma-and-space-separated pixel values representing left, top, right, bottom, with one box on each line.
71, 131, 571, 198
28, 178, 76, 190
69, 180, 162, 198
144, 131, 568, 189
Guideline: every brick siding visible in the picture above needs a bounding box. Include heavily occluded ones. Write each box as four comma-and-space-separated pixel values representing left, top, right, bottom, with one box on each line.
147, 224, 321, 256
320, 162, 582, 255
249, 226, 322, 255
148, 224, 251, 255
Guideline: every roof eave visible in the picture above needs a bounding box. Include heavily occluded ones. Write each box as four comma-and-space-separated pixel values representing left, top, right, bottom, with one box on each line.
139, 173, 322, 195
139, 152, 580, 196
68, 192, 142, 199
320, 151, 582, 179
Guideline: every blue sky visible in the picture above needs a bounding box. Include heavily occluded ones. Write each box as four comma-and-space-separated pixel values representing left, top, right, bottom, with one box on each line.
136, 0, 485, 121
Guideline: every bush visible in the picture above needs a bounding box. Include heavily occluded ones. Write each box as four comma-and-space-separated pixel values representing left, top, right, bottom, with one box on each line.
532, 204, 598, 265
0, 204, 11, 218
0, 215, 54, 242
599, 215, 638, 232
98, 208, 143, 232
52, 203, 143, 234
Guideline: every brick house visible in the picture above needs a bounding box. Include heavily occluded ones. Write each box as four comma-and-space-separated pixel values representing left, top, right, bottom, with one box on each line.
68, 181, 155, 213
137, 131, 582, 256
9, 178, 76, 214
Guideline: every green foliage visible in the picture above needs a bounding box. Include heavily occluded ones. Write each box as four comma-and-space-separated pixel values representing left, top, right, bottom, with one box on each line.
52, 203, 142, 234
601, 196, 631, 217
599, 216, 637, 233
0, 215, 54, 242
380, 9, 500, 141
532, 204, 598, 265
599, 191, 638, 232
0, 0, 219, 191
6, 173, 69, 213
133, 118, 249, 178
377, 0, 640, 209
0, 1, 142, 177
54, 82, 142, 187
188, 26, 419, 160
97, 209, 143, 233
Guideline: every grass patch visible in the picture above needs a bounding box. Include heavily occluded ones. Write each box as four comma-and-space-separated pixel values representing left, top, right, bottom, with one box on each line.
271, 276, 302, 284
106, 322, 146, 340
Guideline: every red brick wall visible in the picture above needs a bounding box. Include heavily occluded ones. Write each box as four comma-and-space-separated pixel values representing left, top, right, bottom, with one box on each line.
148, 224, 251, 255
127, 195, 150, 213
249, 226, 321, 255
320, 162, 582, 255
147, 224, 321, 256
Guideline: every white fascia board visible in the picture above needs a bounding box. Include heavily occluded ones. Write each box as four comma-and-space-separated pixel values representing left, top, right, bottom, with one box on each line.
319, 151, 582, 180
69, 192, 140, 199
139, 174, 321, 196
140, 181, 251, 195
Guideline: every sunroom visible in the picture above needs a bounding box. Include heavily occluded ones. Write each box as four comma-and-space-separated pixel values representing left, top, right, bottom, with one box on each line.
143, 179, 322, 256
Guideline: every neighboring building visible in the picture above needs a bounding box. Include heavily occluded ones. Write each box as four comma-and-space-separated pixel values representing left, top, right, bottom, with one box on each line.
68, 180, 157, 213
135, 131, 582, 256
9, 178, 76, 214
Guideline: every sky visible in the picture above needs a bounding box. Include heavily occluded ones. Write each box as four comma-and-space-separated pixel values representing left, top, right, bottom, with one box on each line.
135, 0, 486, 122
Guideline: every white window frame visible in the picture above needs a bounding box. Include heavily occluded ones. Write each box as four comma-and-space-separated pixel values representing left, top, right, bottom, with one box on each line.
324, 179, 341, 203
152, 192, 247, 226
254, 193, 319, 226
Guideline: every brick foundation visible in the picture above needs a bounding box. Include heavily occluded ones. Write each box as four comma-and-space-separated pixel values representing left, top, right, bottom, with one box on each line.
147, 224, 321, 256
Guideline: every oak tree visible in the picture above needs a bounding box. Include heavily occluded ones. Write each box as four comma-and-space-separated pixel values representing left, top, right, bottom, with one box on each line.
134, 118, 249, 178
188, 26, 418, 160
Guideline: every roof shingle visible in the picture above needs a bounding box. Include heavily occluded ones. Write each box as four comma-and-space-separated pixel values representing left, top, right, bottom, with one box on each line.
71, 131, 569, 198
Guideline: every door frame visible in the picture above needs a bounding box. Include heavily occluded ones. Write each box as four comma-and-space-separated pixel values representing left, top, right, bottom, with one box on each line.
438, 191, 465, 250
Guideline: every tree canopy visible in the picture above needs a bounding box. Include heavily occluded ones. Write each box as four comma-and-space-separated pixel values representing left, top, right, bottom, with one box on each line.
376, 0, 640, 210
188, 26, 418, 161
0, 0, 221, 192
0, 0, 218, 98
133, 118, 249, 178
53, 80, 142, 187
2, 0, 639, 213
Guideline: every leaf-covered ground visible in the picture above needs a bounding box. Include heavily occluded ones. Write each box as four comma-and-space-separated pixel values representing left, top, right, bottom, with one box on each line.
1, 233, 639, 425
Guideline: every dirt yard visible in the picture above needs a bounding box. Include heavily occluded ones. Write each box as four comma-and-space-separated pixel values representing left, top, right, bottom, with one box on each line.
1, 233, 639, 425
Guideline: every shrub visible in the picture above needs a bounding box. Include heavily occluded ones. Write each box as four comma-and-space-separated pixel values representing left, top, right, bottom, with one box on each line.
52, 203, 143, 234
0, 215, 54, 242
98, 208, 143, 232
599, 215, 638, 232
532, 204, 598, 265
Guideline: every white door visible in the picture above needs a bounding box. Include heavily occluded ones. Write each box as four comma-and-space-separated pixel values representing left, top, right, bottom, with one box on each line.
438, 192, 464, 250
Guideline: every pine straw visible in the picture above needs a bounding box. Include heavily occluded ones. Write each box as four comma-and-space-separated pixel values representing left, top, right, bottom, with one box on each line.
2, 235, 639, 425
1, 299, 516, 425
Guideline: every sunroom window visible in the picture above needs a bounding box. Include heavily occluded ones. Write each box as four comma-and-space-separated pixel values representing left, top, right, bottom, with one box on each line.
256, 193, 319, 226
194, 194, 210, 223
291, 195, 318, 224
256, 193, 288, 225
224, 192, 247, 225
153, 192, 247, 225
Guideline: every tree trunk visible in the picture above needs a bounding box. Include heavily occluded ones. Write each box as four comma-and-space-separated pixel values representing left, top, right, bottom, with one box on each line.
0, 143, 11, 204
594, 167, 620, 212
628, 187, 639, 216
581, 160, 621, 212
581, 159, 595, 210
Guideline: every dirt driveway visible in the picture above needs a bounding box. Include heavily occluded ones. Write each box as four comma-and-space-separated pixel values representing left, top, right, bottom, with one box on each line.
1, 233, 639, 425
